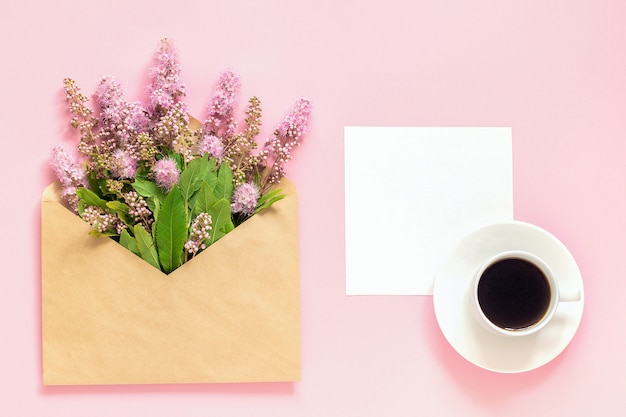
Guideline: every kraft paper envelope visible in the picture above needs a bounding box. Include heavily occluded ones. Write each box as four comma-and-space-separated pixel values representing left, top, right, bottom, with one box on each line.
41, 179, 300, 385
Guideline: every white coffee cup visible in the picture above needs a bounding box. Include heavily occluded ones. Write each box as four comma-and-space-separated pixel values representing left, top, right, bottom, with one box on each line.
471, 250, 581, 337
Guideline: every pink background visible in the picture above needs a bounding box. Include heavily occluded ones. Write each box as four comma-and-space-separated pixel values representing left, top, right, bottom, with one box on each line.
3, 0, 626, 415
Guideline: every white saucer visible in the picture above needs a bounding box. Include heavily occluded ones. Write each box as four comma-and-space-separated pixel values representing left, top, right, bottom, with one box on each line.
432, 221, 584, 373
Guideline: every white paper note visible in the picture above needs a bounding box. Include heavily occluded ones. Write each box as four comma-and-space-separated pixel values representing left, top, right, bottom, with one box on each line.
345, 127, 513, 295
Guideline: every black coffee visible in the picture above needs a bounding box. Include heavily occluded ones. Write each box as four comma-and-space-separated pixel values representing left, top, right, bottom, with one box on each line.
477, 258, 551, 330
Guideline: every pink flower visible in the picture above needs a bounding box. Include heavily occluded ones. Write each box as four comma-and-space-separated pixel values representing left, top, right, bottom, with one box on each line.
111, 149, 137, 179
276, 97, 312, 142
127, 101, 150, 133
184, 212, 213, 255
259, 98, 312, 187
153, 157, 180, 192
82, 205, 126, 234
204, 70, 241, 137
197, 133, 224, 160
94, 76, 149, 147
94, 76, 125, 125
50, 145, 87, 187
231, 182, 260, 216
50, 145, 88, 212
146, 38, 186, 117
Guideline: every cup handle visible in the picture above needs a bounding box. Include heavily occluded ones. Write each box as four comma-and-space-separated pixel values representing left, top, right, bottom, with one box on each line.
559, 288, 582, 302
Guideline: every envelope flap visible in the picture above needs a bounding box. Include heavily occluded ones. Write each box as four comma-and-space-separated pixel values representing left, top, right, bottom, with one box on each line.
42, 182, 63, 203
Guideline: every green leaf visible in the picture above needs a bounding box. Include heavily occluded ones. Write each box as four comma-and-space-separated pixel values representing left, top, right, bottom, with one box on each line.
87, 175, 108, 198
154, 186, 187, 274
207, 198, 234, 245
132, 179, 166, 202
147, 196, 160, 223
167, 151, 184, 171
134, 165, 149, 181
255, 188, 286, 213
134, 224, 160, 270
193, 181, 217, 217
88, 230, 118, 237
76, 187, 108, 210
106, 200, 129, 214
222, 219, 235, 234
204, 159, 218, 191
178, 155, 211, 205
119, 229, 140, 256
213, 163, 234, 201
106, 200, 134, 228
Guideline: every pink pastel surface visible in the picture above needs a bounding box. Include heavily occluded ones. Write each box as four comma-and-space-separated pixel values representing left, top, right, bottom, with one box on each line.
2, 0, 625, 415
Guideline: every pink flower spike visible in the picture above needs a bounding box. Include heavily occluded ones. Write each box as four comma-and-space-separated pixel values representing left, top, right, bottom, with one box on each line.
93, 75, 125, 125
153, 157, 180, 192
277, 97, 313, 142
184, 212, 213, 255
50, 144, 87, 188
204, 70, 241, 137
127, 101, 150, 133
259, 97, 312, 188
146, 38, 185, 116
50, 144, 88, 212
231, 182, 260, 216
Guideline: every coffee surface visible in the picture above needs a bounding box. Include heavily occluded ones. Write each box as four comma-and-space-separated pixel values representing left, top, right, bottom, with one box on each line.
477, 258, 551, 330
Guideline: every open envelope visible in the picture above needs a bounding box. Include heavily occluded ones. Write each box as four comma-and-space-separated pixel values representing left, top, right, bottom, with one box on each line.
41, 179, 301, 385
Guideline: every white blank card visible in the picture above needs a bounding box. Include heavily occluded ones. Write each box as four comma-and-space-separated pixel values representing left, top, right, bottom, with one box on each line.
344, 127, 513, 295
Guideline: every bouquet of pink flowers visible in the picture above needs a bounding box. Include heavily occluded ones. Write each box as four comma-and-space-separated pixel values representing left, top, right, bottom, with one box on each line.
50, 39, 312, 274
